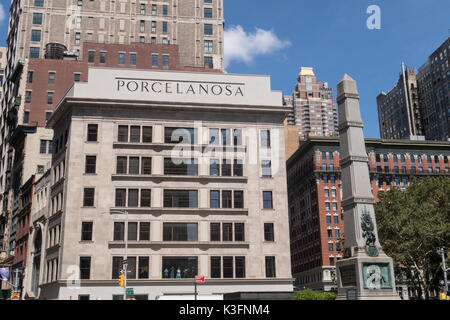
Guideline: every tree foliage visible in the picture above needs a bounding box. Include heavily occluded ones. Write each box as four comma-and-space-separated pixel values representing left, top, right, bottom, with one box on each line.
292, 289, 337, 300
375, 177, 450, 299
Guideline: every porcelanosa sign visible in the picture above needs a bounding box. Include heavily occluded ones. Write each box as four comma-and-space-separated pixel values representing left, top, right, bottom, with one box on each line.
116, 77, 245, 97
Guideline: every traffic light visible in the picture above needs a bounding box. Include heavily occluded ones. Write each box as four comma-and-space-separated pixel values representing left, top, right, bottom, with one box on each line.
118, 273, 124, 287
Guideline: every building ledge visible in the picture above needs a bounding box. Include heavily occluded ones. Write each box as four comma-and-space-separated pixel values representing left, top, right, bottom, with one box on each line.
111, 174, 248, 183
109, 207, 249, 216
107, 241, 250, 249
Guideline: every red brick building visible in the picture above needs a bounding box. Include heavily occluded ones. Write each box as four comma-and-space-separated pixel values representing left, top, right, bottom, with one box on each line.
287, 136, 450, 292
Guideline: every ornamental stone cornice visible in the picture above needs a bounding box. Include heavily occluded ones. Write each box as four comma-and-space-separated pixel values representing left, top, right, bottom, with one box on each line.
341, 197, 375, 209
338, 121, 364, 132
340, 155, 369, 167
336, 92, 360, 104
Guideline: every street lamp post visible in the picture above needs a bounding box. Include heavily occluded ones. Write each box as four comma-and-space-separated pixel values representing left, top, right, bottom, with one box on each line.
107, 209, 129, 300
437, 248, 448, 296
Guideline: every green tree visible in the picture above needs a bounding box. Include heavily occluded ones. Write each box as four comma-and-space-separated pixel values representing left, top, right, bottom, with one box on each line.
375, 177, 450, 299
292, 289, 337, 300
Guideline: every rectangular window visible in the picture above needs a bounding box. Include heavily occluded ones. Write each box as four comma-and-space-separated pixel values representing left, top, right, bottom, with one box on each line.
85, 156, 96, 174
129, 157, 140, 174
234, 223, 245, 242
235, 257, 245, 278
204, 40, 213, 53
138, 257, 149, 279
262, 161, 272, 177
263, 191, 273, 209
27, 71, 34, 83
210, 223, 220, 241
162, 257, 197, 279
87, 124, 98, 141
222, 191, 232, 209
223, 257, 233, 278
234, 191, 244, 208
233, 129, 242, 146
40, 140, 52, 154
118, 125, 128, 142
30, 47, 40, 59
83, 188, 95, 207
221, 160, 232, 176
74, 73, 81, 82
141, 158, 152, 175
334, 229, 340, 238
31, 30, 41, 42
163, 55, 169, 67
118, 52, 125, 65
128, 222, 138, 241
204, 24, 213, 35
265, 257, 276, 278
162, 21, 168, 33
204, 7, 213, 18
162, 5, 168, 15
88, 50, 95, 63
127, 257, 137, 279
328, 243, 334, 252
24, 111, 30, 124
151, 4, 157, 14
142, 126, 152, 143
33, 13, 43, 25
25, 91, 32, 103
204, 56, 213, 68
210, 191, 220, 208
140, 36, 145, 43
326, 215, 332, 225
140, 20, 145, 32
264, 223, 274, 241
100, 51, 107, 64
113, 222, 125, 241
261, 130, 271, 148
80, 257, 91, 279
140, 189, 151, 207
115, 189, 126, 207
233, 159, 243, 177
151, 21, 156, 33
47, 92, 54, 104
75, 32, 81, 45
139, 222, 150, 241
163, 223, 198, 241
130, 53, 136, 66
34, 0, 44, 7
127, 189, 139, 207
163, 190, 198, 208
140, 4, 146, 14
164, 158, 198, 176
152, 54, 158, 67
222, 223, 233, 242
164, 127, 196, 144
116, 157, 127, 174
211, 257, 221, 278
112, 256, 123, 278
210, 159, 219, 176
130, 126, 141, 142
81, 222, 93, 241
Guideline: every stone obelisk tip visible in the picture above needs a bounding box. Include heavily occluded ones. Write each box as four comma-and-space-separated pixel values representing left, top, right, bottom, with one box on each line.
337, 74, 358, 96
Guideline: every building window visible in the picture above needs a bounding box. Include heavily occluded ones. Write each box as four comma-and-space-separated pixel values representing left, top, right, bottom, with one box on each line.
140, 4, 146, 14
138, 257, 149, 279
164, 127, 196, 144
151, 21, 156, 33
162, 21, 168, 34
34, 0, 44, 7
33, 13, 43, 25
204, 24, 213, 35
328, 243, 334, 252
140, 36, 145, 43
151, 4, 157, 14
163, 223, 198, 241
40, 140, 52, 154
79, 257, 91, 279
83, 188, 95, 207
264, 223, 274, 241
204, 56, 213, 68
24, 111, 30, 124
31, 30, 41, 42
163, 55, 169, 67
25, 91, 32, 103
81, 222, 93, 241
204, 7, 213, 18
45, 111, 52, 123
27, 71, 34, 83
87, 124, 98, 142
100, 51, 106, 64
118, 125, 128, 142
130, 126, 140, 142
204, 40, 214, 53
74, 73, 81, 82
118, 52, 125, 65
164, 190, 198, 208
164, 158, 198, 176
263, 191, 273, 209
162, 5, 168, 15
47, 92, 54, 104
211, 257, 221, 278
85, 156, 96, 174
30, 47, 40, 59
78, 295, 90, 300
140, 20, 145, 32
130, 53, 136, 66
265, 257, 276, 278
152, 54, 158, 67
330, 257, 335, 266
334, 229, 340, 238
75, 32, 81, 45
88, 50, 95, 63
48, 72, 55, 84
326, 215, 332, 225
334, 215, 339, 224
260, 130, 271, 148
262, 160, 272, 178
162, 257, 198, 279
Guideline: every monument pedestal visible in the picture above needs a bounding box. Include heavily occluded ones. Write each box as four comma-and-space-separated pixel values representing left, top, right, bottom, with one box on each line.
336, 248, 400, 300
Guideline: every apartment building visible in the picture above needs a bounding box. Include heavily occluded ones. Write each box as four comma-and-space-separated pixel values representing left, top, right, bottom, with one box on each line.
417, 37, 450, 141
286, 136, 450, 296
35, 67, 293, 300
284, 67, 338, 140
377, 63, 423, 140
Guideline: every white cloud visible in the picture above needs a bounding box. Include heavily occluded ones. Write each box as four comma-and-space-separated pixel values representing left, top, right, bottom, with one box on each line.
224, 25, 291, 68
0, 4, 5, 22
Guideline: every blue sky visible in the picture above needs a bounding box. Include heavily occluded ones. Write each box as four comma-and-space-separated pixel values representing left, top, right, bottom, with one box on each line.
0, 0, 449, 138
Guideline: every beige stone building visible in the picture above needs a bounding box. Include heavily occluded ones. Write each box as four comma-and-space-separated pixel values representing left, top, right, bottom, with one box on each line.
38, 68, 294, 300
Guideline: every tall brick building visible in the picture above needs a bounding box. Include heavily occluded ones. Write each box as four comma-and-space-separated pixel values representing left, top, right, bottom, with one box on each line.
284, 67, 338, 140
286, 136, 450, 294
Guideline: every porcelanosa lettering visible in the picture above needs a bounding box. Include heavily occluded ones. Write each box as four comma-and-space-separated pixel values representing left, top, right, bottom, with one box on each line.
117, 79, 245, 97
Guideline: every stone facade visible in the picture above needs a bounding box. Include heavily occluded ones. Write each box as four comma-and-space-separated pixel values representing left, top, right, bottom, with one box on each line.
36, 68, 293, 300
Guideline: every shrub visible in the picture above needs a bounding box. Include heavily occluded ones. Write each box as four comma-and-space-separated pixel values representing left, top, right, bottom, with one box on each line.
292, 289, 337, 300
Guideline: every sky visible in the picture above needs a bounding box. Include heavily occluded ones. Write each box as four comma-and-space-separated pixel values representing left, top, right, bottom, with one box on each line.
0, 0, 449, 138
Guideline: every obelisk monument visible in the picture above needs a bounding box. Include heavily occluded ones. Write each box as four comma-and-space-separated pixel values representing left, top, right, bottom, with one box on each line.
335, 74, 399, 300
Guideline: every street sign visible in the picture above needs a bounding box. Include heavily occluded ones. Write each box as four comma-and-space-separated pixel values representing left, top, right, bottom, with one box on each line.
10, 292, 20, 300
195, 275, 205, 283
126, 288, 134, 295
